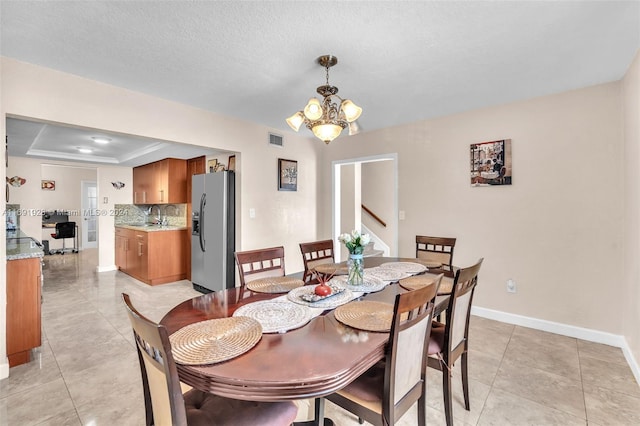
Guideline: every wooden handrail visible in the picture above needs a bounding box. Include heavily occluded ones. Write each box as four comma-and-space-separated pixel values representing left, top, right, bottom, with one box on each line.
362, 204, 386, 228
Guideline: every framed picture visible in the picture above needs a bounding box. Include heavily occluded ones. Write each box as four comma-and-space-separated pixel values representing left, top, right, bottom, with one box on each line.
470, 139, 512, 186
228, 155, 236, 172
41, 180, 56, 191
278, 158, 297, 191
208, 159, 218, 173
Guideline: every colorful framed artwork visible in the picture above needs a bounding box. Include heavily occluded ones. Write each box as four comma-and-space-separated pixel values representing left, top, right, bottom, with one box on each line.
41, 180, 56, 190
470, 139, 512, 186
278, 158, 297, 191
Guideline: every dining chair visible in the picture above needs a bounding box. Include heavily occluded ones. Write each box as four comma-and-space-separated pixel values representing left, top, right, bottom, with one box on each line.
299, 239, 335, 284
427, 258, 484, 426
122, 293, 298, 426
234, 246, 285, 287
324, 274, 443, 426
415, 235, 456, 278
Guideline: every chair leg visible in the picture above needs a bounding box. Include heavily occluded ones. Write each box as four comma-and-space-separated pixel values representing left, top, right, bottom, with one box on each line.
461, 350, 470, 410
417, 387, 427, 426
442, 365, 453, 426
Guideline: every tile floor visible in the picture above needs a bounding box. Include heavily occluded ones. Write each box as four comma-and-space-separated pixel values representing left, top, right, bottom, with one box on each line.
1, 249, 639, 425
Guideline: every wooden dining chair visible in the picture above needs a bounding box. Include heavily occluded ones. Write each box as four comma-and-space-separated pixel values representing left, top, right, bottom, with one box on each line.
234, 246, 285, 287
324, 274, 443, 426
427, 258, 483, 426
299, 239, 335, 284
122, 293, 298, 426
415, 235, 456, 278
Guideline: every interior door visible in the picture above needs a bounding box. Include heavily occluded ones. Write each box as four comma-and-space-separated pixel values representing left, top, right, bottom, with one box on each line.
81, 180, 98, 249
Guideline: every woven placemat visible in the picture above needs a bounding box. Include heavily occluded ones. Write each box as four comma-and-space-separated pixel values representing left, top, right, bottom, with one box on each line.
365, 267, 410, 282
399, 275, 436, 291
379, 261, 427, 275
169, 317, 262, 365
233, 300, 315, 333
330, 275, 387, 293
334, 301, 395, 332
246, 276, 304, 293
314, 263, 348, 276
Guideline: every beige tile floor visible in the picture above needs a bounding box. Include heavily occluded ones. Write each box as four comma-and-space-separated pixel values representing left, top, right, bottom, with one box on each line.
1, 249, 639, 425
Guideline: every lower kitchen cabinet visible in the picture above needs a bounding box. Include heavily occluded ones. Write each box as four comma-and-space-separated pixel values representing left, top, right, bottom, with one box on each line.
115, 227, 187, 285
6, 256, 42, 367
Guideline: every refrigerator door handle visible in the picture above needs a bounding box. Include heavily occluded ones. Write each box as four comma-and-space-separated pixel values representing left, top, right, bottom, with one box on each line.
199, 193, 206, 252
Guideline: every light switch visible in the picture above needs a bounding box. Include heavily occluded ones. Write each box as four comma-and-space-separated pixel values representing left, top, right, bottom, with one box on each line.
399, 210, 406, 220
103, 197, 108, 204
249, 208, 256, 219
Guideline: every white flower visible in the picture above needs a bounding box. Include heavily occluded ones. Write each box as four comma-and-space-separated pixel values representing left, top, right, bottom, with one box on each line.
360, 233, 371, 246
351, 229, 360, 239
338, 233, 352, 244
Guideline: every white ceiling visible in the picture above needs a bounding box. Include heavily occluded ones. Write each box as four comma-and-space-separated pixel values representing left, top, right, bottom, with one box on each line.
1, 1, 639, 166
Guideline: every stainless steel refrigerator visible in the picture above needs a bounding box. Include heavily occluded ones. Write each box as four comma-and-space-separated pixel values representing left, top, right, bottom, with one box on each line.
191, 171, 235, 293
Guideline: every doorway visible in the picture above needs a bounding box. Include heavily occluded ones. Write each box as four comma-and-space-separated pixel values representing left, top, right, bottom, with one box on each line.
332, 154, 398, 261
81, 180, 98, 249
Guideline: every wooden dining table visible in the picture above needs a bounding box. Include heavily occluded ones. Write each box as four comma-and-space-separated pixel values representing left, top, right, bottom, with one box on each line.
160, 257, 449, 425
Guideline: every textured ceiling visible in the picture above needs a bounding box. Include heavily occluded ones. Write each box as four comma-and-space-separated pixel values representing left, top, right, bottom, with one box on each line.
1, 1, 639, 163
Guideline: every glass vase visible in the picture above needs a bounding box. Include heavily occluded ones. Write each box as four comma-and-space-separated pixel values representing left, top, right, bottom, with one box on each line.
347, 254, 364, 287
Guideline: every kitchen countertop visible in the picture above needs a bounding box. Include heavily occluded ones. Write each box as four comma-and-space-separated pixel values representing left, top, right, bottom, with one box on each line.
7, 230, 45, 260
115, 224, 188, 232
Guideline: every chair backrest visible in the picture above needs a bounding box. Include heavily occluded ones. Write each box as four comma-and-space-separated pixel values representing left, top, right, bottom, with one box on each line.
443, 258, 483, 357
55, 221, 76, 238
383, 274, 442, 422
234, 246, 285, 286
122, 293, 188, 426
299, 239, 334, 283
415, 235, 456, 277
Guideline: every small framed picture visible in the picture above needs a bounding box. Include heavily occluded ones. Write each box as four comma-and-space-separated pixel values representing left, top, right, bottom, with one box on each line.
41, 180, 55, 191
278, 158, 297, 191
228, 155, 236, 172
208, 159, 218, 173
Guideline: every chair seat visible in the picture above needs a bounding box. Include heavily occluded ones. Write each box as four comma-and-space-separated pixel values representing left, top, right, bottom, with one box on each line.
184, 389, 298, 426
428, 321, 446, 355
339, 361, 385, 403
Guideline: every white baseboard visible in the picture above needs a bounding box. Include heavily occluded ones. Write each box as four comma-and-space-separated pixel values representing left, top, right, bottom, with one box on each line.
471, 306, 640, 387
96, 265, 118, 273
0, 359, 9, 380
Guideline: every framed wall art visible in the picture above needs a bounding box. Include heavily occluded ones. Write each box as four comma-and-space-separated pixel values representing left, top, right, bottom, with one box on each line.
41, 180, 56, 191
470, 139, 512, 186
278, 158, 297, 191
228, 155, 236, 172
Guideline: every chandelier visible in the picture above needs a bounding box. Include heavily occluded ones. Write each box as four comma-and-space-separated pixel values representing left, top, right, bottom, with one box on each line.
286, 55, 362, 144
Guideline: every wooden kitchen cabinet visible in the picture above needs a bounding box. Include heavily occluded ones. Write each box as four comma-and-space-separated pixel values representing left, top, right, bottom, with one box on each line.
6, 257, 42, 367
115, 227, 187, 285
133, 158, 187, 204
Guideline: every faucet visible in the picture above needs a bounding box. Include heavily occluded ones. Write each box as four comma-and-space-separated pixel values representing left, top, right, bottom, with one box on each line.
149, 205, 161, 225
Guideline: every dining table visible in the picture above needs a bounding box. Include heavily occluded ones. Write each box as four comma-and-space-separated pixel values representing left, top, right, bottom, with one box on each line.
160, 257, 450, 425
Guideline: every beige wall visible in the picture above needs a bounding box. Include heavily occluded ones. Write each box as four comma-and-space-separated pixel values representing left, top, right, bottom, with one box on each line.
321, 82, 625, 334
0, 57, 320, 375
623, 51, 640, 371
362, 160, 396, 253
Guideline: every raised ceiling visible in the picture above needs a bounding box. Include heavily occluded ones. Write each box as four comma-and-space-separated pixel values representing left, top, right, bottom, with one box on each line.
1, 1, 639, 164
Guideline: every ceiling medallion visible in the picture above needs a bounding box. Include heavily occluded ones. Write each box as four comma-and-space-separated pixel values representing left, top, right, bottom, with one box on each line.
286, 55, 362, 144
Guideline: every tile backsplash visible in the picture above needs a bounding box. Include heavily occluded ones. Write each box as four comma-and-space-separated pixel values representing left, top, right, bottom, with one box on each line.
114, 204, 187, 227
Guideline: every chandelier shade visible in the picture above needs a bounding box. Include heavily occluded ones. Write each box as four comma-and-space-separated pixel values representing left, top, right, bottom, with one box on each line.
286, 55, 361, 144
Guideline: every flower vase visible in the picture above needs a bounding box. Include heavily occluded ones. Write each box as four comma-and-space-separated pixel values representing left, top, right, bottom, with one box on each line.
347, 254, 364, 287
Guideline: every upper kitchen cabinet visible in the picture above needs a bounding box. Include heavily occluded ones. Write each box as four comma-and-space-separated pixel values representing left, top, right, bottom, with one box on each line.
133, 158, 187, 204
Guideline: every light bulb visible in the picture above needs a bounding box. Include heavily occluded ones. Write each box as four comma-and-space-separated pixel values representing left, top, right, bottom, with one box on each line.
340, 100, 362, 122
312, 124, 343, 144
303, 98, 323, 120
286, 112, 304, 132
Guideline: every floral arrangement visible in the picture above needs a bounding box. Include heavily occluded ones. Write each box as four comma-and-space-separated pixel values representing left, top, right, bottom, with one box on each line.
338, 230, 371, 255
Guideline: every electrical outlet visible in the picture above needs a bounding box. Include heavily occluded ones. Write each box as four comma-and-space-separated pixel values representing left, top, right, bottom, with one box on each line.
506, 279, 516, 293
249, 208, 256, 219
